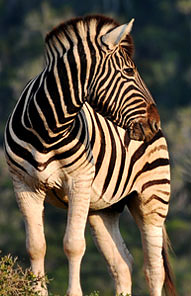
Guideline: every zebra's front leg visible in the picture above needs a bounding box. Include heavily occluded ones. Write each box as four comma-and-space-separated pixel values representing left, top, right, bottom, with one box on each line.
13, 179, 47, 295
89, 209, 133, 296
64, 177, 91, 296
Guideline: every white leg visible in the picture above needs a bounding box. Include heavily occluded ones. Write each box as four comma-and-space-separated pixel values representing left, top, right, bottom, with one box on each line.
89, 209, 133, 296
140, 224, 164, 296
63, 177, 91, 296
13, 179, 47, 296
128, 191, 169, 296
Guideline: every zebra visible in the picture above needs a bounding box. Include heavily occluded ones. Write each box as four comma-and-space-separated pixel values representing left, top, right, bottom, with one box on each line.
4, 15, 176, 296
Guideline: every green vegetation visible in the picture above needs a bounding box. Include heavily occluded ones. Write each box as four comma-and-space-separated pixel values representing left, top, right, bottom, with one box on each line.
0, 252, 102, 296
0, 252, 45, 296
0, 0, 191, 295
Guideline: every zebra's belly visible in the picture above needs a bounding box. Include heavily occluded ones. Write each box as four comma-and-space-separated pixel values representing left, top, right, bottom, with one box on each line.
45, 185, 128, 211
44, 167, 130, 211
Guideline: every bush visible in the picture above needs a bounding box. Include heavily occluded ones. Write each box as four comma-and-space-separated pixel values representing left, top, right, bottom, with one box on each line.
0, 251, 46, 296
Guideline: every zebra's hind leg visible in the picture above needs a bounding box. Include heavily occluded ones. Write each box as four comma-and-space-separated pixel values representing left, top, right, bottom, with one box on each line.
13, 178, 47, 296
127, 191, 170, 296
89, 209, 133, 296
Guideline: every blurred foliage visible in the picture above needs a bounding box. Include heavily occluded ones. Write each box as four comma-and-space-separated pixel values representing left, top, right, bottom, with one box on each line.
0, 251, 102, 296
0, 0, 191, 295
0, 251, 46, 296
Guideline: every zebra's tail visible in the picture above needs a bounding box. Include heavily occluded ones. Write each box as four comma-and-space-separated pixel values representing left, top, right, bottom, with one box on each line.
162, 226, 177, 296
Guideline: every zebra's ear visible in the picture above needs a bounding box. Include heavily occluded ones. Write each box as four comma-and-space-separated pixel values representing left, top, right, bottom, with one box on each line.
102, 18, 134, 49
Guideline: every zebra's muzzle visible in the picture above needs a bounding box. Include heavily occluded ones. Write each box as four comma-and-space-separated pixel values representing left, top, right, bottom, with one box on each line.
127, 104, 161, 142
127, 119, 159, 142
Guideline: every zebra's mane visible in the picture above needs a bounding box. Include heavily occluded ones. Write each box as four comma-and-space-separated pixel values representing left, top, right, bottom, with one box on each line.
45, 15, 134, 57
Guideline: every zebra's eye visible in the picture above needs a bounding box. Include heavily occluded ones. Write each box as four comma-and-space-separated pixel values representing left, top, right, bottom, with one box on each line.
123, 67, 134, 76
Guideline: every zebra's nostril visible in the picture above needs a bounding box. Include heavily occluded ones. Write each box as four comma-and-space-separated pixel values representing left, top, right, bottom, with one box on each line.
148, 119, 160, 133
152, 120, 160, 132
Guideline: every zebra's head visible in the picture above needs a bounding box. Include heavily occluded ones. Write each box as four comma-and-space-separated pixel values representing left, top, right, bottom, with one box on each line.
45, 15, 161, 142
85, 16, 161, 142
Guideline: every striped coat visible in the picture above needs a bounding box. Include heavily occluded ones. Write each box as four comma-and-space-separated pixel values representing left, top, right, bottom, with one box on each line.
4, 15, 176, 296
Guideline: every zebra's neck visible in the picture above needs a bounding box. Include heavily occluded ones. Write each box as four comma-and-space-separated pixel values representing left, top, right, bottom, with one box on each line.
44, 43, 88, 128
43, 16, 118, 127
